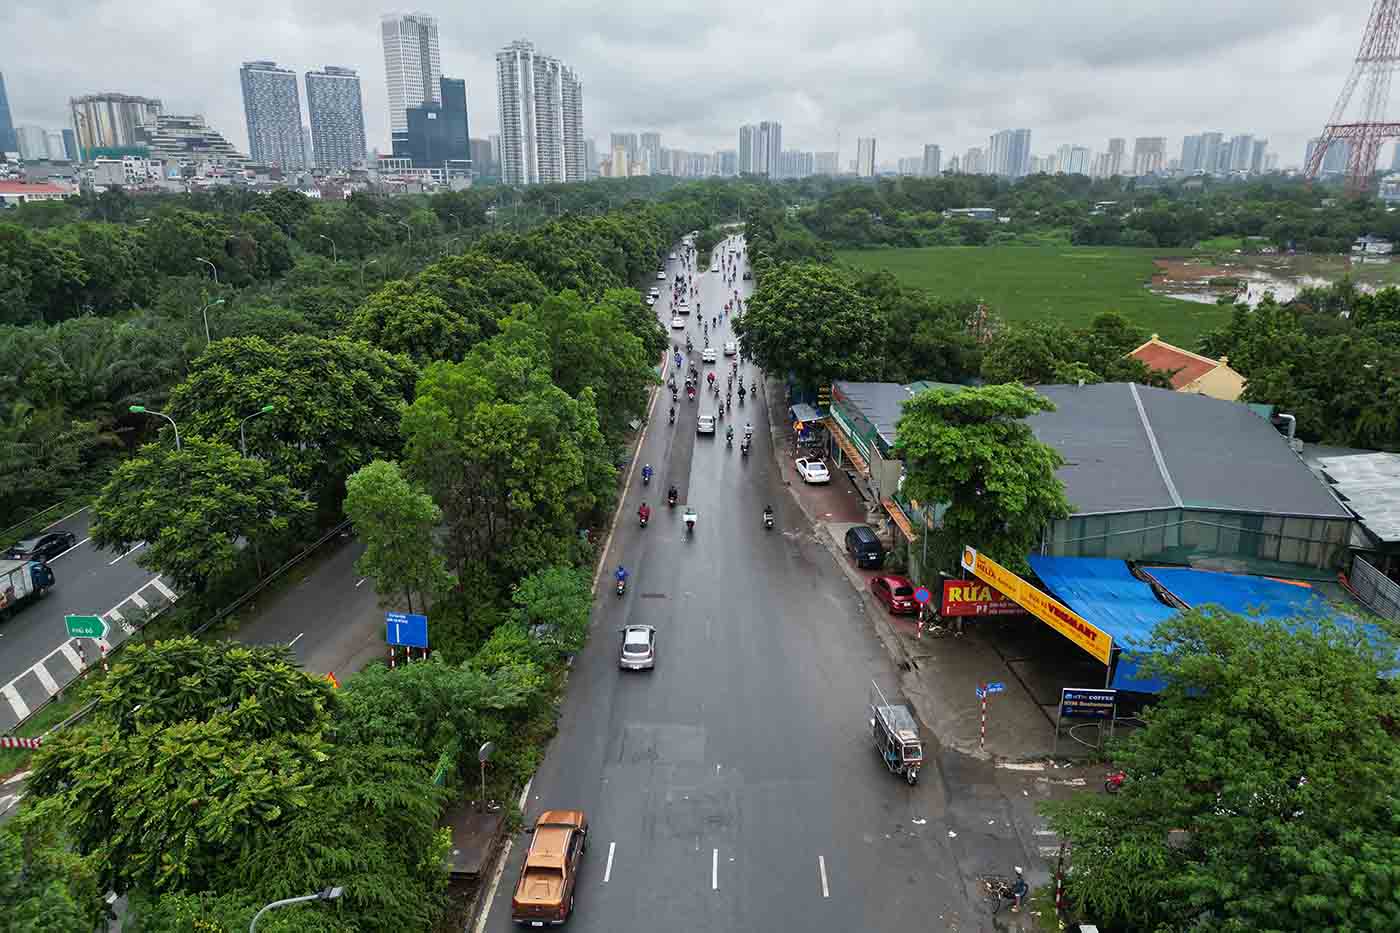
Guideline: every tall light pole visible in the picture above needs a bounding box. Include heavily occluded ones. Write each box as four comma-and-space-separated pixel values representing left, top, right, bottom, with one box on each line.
195, 256, 219, 286
360, 258, 378, 288
128, 405, 181, 451
249, 887, 343, 933
397, 220, 412, 247
199, 298, 224, 346
239, 404, 275, 457
318, 234, 337, 263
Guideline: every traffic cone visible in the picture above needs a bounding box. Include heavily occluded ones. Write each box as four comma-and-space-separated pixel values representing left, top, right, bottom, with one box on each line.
326, 671, 340, 689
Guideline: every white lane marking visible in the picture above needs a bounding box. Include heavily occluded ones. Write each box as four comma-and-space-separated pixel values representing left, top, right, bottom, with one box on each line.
1034, 829, 1057, 836
107, 608, 124, 623
42, 505, 88, 530
1, 684, 29, 719
32, 663, 59, 697
1039, 845, 1061, 857
818, 856, 830, 897
997, 761, 1046, 771
472, 776, 534, 933
712, 848, 719, 890
603, 842, 616, 883
3, 770, 30, 785
129, 592, 149, 610
108, 542, 146, 565
50, 537, 91, 561
58, 643, 84, 672
288, 632, 304, 647
150, 577, 177, 601
0, 794, 22, 816
355, 578, 367, 587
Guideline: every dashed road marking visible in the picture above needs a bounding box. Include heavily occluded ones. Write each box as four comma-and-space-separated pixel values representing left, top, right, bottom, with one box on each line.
32, 663, 59, 697
288, 632, 304, 647
108, 541, 146, 565
42, 505, 88, 530
150, 577, 177, 601
0, 684, 27, 720
712, 848, 719, 890
51, 537, 90, 561
818, 856, 830, 898
58, 642, 84, 673
603, 842, 616, 883
3, 770, 30, 785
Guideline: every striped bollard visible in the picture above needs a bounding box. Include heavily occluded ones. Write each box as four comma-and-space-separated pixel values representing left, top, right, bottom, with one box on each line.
980, 683, 988, 751
388, 645, 396, 669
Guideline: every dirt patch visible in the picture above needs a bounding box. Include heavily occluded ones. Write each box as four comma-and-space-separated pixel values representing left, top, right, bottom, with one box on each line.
1152, 258, 1228, 282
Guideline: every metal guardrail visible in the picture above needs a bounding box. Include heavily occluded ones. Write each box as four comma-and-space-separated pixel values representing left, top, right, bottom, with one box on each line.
1350, 554, 1400, 624
4, 519, 354, 742
0, 502, 67, 540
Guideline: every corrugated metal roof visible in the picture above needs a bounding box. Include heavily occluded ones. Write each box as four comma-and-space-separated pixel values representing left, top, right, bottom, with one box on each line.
1318, 452, 1400, 543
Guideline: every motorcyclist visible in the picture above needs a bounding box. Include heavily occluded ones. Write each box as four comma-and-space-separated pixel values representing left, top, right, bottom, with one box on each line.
615, 565, 628, 585
638, 502, 651, 523
744, 421, 753, 440
667, 484, 678, 505
763, 504, 774, 524
669, 405, 676, 423
726, 425, 734, 443
642, 463, 653, 484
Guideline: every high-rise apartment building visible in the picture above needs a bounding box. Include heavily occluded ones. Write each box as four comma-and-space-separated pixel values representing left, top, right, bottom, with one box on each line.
1105, 138, 1125, 177
856, 137, 876, 177
1250, 139, 1268, 174
16, 126, 50, 160
718, 149, 737, 177
758, 121, 782, 176
610, 132, 639, 166
1306, 137, 1352, 174
640, 132, 661, 174
922, 144, 941, 177
0, 72, 15, 153
45, 130, 68, 160
963, 146, 985, 175
1181, 134, 1202, 174
496, 39, 584, 185
305, 66, 366, 170
134, 113, 247, 167
738, 124, 756, 173
1131, 137, 1165, 175
240, 61, 306, 170
584, 137, 598, 178
381, 13, 441, 136
69, 93, 162, 158
815, 151, 839, 175
1227, 134, 1253, 172
988, 129, 1031, 178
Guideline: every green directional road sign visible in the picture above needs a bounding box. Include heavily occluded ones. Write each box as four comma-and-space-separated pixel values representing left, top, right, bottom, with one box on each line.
65, 614, 107, 640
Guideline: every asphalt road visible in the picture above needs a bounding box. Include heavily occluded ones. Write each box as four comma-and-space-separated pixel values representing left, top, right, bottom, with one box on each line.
0, 508, 174, 727
482, 238, 1019, 932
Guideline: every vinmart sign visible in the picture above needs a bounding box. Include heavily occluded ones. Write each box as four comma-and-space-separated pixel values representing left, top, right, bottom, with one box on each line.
960, 546, 1113, 665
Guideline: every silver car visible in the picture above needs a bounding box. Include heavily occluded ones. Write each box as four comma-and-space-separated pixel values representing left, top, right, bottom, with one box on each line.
619, 625, 655, 670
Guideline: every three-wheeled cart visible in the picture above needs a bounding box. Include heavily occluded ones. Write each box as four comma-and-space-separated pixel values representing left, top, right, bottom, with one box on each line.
869, 680, 923, 785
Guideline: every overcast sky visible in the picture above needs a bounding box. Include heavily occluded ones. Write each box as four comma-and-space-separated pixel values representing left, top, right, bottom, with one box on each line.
0, 1, 1382, 169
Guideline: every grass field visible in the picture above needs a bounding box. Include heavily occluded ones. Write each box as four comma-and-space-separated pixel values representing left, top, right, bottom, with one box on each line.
837, 246, 1231, 345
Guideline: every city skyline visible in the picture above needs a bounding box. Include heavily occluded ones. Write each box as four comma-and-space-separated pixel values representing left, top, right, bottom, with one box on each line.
0, 2, 1375, 170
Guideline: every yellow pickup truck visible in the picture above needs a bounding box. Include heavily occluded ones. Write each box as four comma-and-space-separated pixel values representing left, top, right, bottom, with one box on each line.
511, 810, 588, 926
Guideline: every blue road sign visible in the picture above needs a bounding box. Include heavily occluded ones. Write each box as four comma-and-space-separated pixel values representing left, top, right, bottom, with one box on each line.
385, 611, 429, 648
913, 586, 932, 605
975, 687, 987, 699
985, 681, 1006, 694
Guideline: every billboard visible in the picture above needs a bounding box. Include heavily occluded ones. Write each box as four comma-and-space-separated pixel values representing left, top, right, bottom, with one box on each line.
940, 578, 1023, 617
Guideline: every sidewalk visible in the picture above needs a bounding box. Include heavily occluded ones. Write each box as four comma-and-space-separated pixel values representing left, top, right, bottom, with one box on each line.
764, 378, 1064, 762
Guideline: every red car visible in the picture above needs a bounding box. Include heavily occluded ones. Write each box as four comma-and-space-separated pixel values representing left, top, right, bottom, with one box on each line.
871, 574, 918, 615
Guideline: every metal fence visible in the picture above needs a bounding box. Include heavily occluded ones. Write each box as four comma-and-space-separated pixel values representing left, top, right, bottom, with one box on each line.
1350, 554, 1400, 624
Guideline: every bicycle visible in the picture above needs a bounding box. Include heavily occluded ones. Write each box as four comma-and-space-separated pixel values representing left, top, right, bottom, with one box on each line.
981, 876, 1014, 915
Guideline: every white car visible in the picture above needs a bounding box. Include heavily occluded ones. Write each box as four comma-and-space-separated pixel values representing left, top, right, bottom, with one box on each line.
645, 296, 656, 306
676, 304, 689, 315
669, 252, 678, 260
795, 457, 830, 484
723, 341, 737, 356
649, 286, 660, 296
710, 265, 719, 273
696, 415, 716, 434
657, 271, 667, 280
619, 624, 656, 671
671, 317, 685, 329
701, 347, 717, 363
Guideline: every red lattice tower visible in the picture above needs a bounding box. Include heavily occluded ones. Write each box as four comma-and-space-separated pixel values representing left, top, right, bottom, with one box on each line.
1305, 0, 1400, 194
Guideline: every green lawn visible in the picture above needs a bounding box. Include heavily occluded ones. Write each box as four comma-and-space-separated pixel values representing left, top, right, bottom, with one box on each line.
837, 246, 1231, 345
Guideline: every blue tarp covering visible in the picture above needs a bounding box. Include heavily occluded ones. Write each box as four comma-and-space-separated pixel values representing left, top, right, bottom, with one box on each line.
1026, 556, 1180, 693
1141, 567, 1333, 620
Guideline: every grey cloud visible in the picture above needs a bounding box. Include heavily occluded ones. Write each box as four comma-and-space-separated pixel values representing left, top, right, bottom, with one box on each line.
0, 0, 1376, 171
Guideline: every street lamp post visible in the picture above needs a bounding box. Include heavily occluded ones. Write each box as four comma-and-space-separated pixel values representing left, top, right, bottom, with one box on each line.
195, 257, 219, 286
397, 220, 412, 247
239, 404, 275, 458
360, 258, 378, 288
199, 298, 225, 346
318, 234, 338, 263
249, 887, 344, 933
128, 406, 181, 451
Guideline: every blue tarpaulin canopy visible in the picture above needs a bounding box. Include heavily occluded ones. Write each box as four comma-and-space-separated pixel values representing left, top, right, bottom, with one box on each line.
1026, 556, 1180, 692
1141, 567, 1333, 620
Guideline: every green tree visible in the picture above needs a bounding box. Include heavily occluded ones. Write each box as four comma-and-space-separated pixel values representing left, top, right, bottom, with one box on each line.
90, 438, 311, 593
344, 281, 477, 363
167, 335, 417, 501
1042, 608, 1400, 931
895, 384, 1071, 572
0, 821, 103, 933
344, 460, 453, 612
734, 262, 889, 389
401, 346, 613, 583
510, 565, 594, 658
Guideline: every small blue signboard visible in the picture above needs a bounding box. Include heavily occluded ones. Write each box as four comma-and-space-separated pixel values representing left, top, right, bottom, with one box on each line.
975, 687, 987, 699
913, 586, 932, 605
385, 611, 429, 648
985, 681, 1005, 694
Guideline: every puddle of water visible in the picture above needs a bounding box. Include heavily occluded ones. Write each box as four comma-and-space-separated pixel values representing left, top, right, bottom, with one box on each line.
1149, 254, 1398, 307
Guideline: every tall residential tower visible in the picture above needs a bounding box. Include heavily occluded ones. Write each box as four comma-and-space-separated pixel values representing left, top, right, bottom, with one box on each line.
0, 72, 15, 153
239, 61, 306, 169
381, 13, 442, 136
305, 67, 367, 170
69, 93, 162, 158
495, 39, 584, 185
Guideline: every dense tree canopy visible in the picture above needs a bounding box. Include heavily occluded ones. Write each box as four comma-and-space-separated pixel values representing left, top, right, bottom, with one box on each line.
1043, 608, 1400, 931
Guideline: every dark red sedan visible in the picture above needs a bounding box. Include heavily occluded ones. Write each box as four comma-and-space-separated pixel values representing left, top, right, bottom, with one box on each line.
871, 574, 918, 615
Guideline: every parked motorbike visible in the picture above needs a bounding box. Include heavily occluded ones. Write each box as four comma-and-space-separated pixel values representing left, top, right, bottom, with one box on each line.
1105, 770, 1126, 794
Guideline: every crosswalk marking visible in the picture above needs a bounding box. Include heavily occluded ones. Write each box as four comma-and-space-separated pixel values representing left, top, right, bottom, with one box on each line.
58, 642, 84, 672
150, 577, 177, 601
1, 684, 29, 720
129, 591, 148, 610
32, 663, 60, 697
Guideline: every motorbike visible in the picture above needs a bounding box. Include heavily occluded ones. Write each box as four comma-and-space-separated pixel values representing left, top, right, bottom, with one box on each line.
741, 440, 750, 457
763, 509, 774, 529
669, 408, 676, 424
639, 510, 650, 528
667, 489, 678, 508
726, 433, 733, 448
616, 577, 627, 597
1105, 770, 1126, 793
683, 508, 697, 535
642, 470, 651, 486
687, 387, 695, 401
